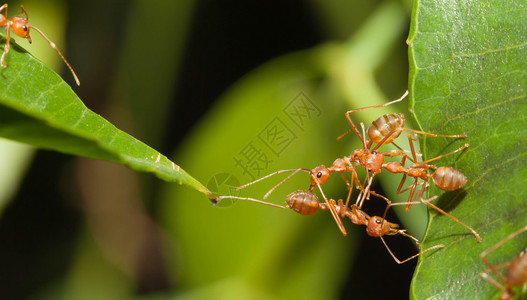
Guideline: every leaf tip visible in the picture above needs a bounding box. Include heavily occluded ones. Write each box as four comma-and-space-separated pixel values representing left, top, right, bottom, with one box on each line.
209, 195, 219, 205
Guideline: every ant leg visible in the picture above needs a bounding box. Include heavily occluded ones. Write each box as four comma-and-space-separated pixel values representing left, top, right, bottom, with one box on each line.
313, 179, 347, 236
215, 195, 289, 210
407, 134, 420, 164
368, 190, 392, 228
390, 155, 411, 197
356, 174, 374, 209
342, 178, 354, 217
404, 179, 420, 211
370, 128, 401, 152
337, 172, 351, 188
393, 228, 421, 245
354, 163, 375, 209
379, 236, 444, 264
395, 174, 409, 194
337, 108, 367, 149
384, 198, 427, 221
390, 141, 413, 156
391, 133, 421, 159
390, 154, 420, 211
27, 26, 81, 85
480, 273, 511, 296
480, 261, 511, 294
480, 225, 527, 283
344, 90, 408, 121
344, 166, 361, 208
1, 20, 10, 68
420, 144, 469, 165
400, 128, 467, 139
419, 189, 482, 242
480, 262, 511, 275
0, 4, 8, 66
369, 190, 391, 208
380, 149, 406, 158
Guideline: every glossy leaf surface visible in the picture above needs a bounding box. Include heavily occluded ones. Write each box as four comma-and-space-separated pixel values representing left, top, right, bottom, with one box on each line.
408, 0, 527, 299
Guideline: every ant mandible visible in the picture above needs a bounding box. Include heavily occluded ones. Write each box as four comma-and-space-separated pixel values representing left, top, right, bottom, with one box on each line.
480, 224, 527, 300
0, 4, 80, 85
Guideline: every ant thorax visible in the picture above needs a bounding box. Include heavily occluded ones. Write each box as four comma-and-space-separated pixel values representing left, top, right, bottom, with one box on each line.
350, 149, 384, 175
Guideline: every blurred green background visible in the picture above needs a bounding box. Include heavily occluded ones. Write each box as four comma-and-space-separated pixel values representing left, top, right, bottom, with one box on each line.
0, 0, 428, 299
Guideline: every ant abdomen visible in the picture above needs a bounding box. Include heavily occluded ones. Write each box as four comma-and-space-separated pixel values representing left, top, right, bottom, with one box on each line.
285, 190, 320, 215
506, 250, 527, 286
367, 113, 405, 144
432, 166, 467, 191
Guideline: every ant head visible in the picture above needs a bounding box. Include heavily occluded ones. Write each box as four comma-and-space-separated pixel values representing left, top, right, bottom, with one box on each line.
308, 165, 330, 190
10, 16, 31, 42
366, 216, 398, 237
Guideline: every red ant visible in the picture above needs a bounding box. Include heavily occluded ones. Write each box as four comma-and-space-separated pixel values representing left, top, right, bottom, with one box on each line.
216, 189, 444, 264
365, 215, 444, 264
0, 4, 80, 85
235, 168, 353, 235
383, 134, 468, 210
338, 90, 466, 154
380, 135, 480, 242
480, 225, 527, 300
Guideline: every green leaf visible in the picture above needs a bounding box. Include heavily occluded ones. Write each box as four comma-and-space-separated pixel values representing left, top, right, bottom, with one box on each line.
0, 35, 215, 201
408, 0, 527, 299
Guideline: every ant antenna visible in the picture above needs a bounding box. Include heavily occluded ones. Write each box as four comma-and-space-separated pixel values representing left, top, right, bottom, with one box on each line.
378, 235, 444, 264
236, 168, 308, 192
263, 168, 308, 199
